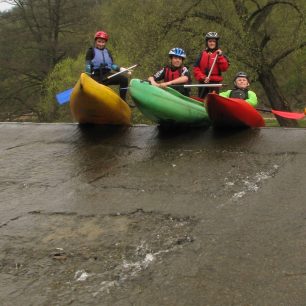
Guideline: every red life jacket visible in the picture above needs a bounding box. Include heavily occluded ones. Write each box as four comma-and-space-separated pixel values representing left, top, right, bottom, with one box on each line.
193, 50, 229, 83
164, 66, 183, 82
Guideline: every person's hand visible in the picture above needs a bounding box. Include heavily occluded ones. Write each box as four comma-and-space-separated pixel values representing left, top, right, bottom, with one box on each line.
148, 79, 159, 87
216, 49, 223, 55
159, 82, 168, 89
120, 67, 132, 75
204, 77, 210, 83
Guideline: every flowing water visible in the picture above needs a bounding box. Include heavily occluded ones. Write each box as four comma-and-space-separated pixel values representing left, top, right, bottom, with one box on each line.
1, 123, 306, 305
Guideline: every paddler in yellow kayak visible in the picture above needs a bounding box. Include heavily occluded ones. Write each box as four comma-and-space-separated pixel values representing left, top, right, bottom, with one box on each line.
85, 31, 131, 102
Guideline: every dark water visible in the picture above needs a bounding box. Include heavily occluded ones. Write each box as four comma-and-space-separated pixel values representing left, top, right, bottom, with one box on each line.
1, 123, 306, 305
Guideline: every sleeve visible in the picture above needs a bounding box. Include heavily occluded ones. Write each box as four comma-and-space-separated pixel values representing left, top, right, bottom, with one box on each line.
111, 64, 120, 71
193, 54, 206, 81
217, 54, 229, 72
152, 67, 166, 82
85, 48, 94, 73
246, 90, 258, 107
219, 90, 231, 98
85, 48, 94, 61
85, 61, 91, 74
181, 66, 192, 82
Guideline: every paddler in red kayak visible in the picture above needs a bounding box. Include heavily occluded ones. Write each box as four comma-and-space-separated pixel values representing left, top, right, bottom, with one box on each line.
85, 31, 131, 102
193, 32, 229, 99
148, 48, 191, 96
219, 71, 258, 107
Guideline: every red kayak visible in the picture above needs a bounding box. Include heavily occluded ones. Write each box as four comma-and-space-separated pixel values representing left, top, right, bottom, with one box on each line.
206, 93, 265, 128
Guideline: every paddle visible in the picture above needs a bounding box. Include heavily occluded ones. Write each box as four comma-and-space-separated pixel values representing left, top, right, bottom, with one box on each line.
107, 64, 138, 79
56, 88, 73, 105
56, 64, 139, 105
256, 108, 305, 120
199, 53, 219, 98
207, 53, 219, 79
170, 83, 226, 88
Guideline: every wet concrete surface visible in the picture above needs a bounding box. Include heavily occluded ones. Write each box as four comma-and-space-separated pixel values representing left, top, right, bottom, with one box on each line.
1, 122, 306, 305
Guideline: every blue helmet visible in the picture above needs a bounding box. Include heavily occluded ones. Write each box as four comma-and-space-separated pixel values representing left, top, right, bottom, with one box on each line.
168, 47, 186, 59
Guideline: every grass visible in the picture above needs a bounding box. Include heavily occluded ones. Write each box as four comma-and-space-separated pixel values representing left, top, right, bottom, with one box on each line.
264, 117, 306, 128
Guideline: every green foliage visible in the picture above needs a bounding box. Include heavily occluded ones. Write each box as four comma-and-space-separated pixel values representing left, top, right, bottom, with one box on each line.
0, 0, 305, 124
38, 54, 84, 122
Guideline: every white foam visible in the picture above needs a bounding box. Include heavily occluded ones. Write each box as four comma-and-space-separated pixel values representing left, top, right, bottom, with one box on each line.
230, 165, 279, 201
75, 270, 90, 282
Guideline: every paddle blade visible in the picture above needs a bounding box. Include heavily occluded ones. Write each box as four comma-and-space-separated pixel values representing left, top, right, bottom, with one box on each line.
271, 109, 305, 120
56, 88, 73, 105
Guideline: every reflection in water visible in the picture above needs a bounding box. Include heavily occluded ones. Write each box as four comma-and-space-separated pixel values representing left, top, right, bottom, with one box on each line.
77, 124, 131, 145
156, 124, 210, 140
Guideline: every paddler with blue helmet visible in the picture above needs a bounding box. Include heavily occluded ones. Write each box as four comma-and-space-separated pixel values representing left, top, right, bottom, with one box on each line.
148, 48, 191, 96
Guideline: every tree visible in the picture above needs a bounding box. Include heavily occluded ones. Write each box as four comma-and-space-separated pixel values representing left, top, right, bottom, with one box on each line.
186, 0, 306, 126
92, 0, 305, 127
0, 0, 99, 119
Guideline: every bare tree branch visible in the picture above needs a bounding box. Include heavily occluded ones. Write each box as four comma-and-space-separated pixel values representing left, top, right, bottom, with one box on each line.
260, 33, 270, 49
247, 0, 303, 30
249, 0, 261, 10
233, 0, 248, 22
270, 41, 306, 68
160, 0, 202, 39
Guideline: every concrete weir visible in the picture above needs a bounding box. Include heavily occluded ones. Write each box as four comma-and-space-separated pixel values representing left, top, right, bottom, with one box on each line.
1, 122, 306, 305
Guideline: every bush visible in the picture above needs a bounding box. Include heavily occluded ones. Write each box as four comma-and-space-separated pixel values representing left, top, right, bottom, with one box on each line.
37, 54, 84, 122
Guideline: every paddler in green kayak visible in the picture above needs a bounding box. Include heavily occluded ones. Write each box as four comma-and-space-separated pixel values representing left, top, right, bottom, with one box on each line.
219, 71, 258, 107
148, 48, 191, 96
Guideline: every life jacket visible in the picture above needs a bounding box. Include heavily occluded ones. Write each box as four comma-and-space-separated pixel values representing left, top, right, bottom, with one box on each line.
164, 66, 183, 82
162, 66, 190, 96
91, 47, 113, 70
229, 88, 249, 100
198, 50, 221, 78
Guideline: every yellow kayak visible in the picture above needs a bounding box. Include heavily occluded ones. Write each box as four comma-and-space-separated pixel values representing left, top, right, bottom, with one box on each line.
70, 73, 131, 125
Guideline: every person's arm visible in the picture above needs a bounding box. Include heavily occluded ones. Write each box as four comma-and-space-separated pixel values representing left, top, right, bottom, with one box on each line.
246, 90, 258, 107
148, 68, 165, 86
159, 75, 189, 88
217, 53, 230, 72
159, 66, 189, 88
193, 54, 206, 82
219, 90, 231, 98
85, 48, 94, 74
148, 76, 159, 86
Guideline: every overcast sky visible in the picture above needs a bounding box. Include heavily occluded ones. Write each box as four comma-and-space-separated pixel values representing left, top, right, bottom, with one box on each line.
0, 2, 13, 12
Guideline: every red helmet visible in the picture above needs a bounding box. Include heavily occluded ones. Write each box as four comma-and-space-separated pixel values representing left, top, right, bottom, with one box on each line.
94, 31, 109, 41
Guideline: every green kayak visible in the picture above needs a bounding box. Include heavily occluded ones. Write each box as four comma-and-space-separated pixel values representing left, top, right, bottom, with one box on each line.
129, 79, 210, 126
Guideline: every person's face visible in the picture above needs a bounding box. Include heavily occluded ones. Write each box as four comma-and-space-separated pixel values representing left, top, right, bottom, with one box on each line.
235, 77, 249, 89
95, 38, 107, 49
207, 39, 217, 49
170, 56, 183, 67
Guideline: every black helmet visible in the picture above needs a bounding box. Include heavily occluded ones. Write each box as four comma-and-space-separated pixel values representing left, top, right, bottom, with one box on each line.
234, 71, 249, 81
205, 32, 220, 40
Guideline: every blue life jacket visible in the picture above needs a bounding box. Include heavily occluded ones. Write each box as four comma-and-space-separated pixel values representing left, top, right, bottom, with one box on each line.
91, 48, 113, 70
